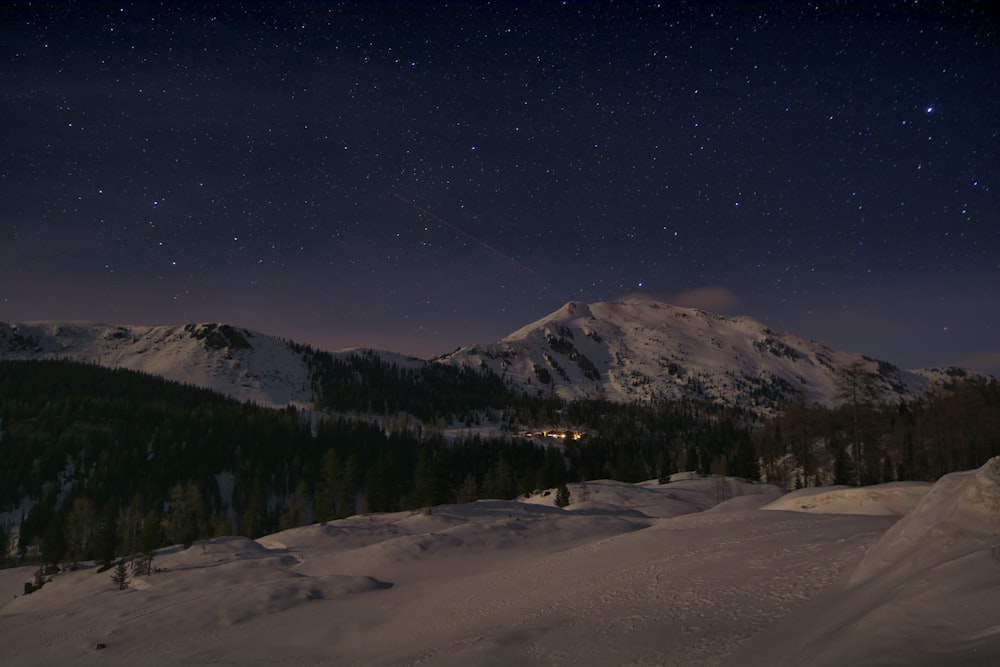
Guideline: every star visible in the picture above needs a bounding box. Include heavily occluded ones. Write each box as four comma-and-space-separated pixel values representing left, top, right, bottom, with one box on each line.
0, 3, 995, 375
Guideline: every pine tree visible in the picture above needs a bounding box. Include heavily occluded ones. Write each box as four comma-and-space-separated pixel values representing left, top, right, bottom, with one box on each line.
456, 472, 479, 504
65, 497, 96, 566
0, 522, 9, 566
279, 481, 310, 530
167, 483, 205, 547
481, 457, 514, 499
364, 452, 400, 513
835, 360, 879, 486
412, 446, 451, 508
314, 448, 339, 523
110, 560, 130, 590
41, 509, 68, 571
120, 494, 145, 561
656, 449, 675, 484
93, 499, 120, 570
337, 455, 360, 518
833, 445, 854, 486
554, 483, 571, 508
729, 434, 760, 481
136, 509, 160, 575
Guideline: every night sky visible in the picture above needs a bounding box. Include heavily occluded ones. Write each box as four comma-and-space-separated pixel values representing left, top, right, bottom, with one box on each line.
2, 2, 998, 375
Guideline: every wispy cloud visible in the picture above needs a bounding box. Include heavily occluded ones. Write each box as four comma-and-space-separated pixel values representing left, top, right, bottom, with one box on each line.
669, 286, 740, 313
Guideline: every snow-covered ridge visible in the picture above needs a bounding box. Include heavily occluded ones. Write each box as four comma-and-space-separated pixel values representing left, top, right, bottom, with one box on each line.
439, 299, 985, 410
2, 300, 989, 412
0, 321, 315, 408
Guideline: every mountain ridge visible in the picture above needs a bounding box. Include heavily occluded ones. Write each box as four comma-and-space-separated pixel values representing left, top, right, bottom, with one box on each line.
1, 300, 990, 413
0, 321, 316, 408
438, 299, 988, 411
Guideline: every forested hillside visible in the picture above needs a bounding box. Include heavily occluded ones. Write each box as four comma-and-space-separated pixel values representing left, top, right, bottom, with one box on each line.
1, 358, 997, 572
0, 359, 750, 568
753, 378, 1000, 489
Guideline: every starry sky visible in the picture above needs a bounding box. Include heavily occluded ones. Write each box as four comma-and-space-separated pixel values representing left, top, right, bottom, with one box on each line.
2, 2, 998, 375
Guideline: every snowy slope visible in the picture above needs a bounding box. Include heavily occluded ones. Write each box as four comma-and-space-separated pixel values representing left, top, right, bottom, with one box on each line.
0, 321, 315, 408
724, 457, 1000, 667
438, 299, 974, 410
5, 464, 997, 666
761, 481, 932, 516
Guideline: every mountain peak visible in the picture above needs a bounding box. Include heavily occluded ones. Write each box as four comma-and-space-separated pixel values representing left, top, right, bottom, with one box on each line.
2, 304, 989, 415
440, 299, 948, 411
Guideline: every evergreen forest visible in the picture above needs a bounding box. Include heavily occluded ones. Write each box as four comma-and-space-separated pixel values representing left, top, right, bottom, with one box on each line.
1, 357, 997, 572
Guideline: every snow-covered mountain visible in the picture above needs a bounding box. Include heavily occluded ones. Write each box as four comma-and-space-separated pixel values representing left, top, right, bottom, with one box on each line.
0, 321, 317, 408
1, 301, 988, 413
438, 299, 984, 410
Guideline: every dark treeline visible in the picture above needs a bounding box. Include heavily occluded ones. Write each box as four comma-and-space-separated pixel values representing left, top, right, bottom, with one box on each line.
2, 358, 996, 572
557, 399, 758, 483
298, 346, 517, 422
754, 379, 1000, 488
1, 359, 744, 569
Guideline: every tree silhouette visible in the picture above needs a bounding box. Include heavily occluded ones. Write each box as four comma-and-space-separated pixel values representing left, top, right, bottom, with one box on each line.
835, 360, 879, 486
136, 509, 161, 575
555, 483, 571, 508
41, 509, 68, 570
93, 499, 120, 570
110, 560, 130, 590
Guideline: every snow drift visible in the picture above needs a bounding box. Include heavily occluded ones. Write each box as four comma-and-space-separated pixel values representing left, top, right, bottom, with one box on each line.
762, 481, 932, 516
2, 466, 999, 665
724, 456, 1000, 667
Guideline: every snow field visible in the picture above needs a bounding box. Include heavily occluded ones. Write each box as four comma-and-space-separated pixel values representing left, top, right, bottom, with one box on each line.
3, 465, 999, 666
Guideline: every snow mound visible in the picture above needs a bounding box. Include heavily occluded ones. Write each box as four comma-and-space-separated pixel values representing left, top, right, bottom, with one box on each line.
4, 472, 994, 666
968, 456, 1000, 511
762, 481, 931, 516
850, 456, 1000, 586
519, 477, 785, 519
723, 457, 1000, 667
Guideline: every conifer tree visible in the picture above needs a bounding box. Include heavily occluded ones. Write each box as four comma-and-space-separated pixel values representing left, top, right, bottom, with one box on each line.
314, 448, 340, 523
279, 481, 310, 530
41, 509, 68, 571
412, 446, 451, 508
555, 483, 571, 508
110, 560, 130, 590
93, 499, 120, 570
0, 522, 9, 566
835, 360, 879, 486
456, 473, 479, 504
729, 435, 760, 481
167, 483, 205, 547
66, 497, 96, 566
337, 455, 360, 518
136, 509, 161, 575
364, 452, 400, 513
